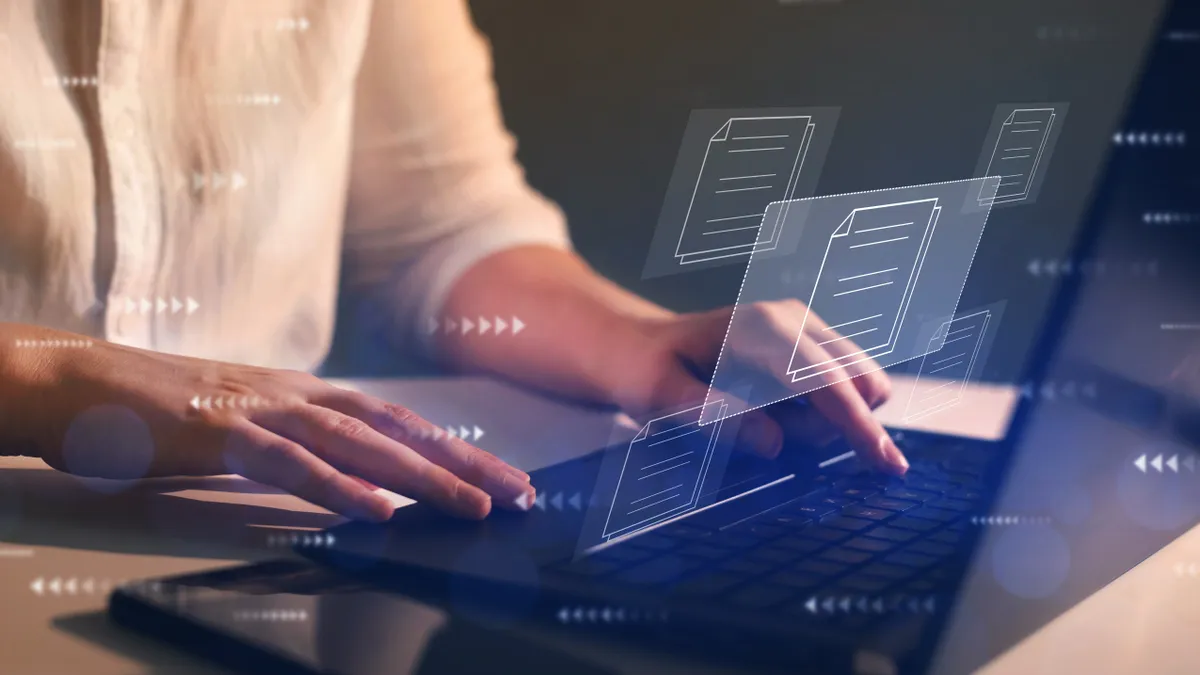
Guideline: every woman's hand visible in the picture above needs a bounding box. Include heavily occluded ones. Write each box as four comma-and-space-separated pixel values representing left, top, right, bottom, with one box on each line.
0, 324, 535, 521
597, 301, 908, 475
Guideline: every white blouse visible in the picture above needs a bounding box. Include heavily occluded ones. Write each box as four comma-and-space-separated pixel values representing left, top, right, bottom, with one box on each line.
0, 0, 570, 370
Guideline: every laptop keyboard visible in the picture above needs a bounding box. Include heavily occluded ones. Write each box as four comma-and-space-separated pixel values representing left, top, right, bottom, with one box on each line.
548, 435, 994, 631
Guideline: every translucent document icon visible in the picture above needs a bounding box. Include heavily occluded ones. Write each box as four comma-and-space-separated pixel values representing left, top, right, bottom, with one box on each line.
600, 400, 728, 542
977, 108, 1057, 206
788, 198, 940, 382
674, 116, 816, 264
904, 310, 992, 422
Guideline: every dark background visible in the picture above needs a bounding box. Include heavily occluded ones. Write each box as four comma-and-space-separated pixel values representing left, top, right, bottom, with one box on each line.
326, 0, 1163, 382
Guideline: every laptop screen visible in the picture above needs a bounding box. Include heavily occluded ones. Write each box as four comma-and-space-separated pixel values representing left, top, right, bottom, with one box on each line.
477, 0, 1168, 391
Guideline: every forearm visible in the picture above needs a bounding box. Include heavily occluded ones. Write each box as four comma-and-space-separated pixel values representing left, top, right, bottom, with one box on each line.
0, 323, 73, 457
435, 246, 672, 404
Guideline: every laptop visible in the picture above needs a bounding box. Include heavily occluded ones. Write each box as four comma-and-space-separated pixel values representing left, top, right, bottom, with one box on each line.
110, 0, 1198, 672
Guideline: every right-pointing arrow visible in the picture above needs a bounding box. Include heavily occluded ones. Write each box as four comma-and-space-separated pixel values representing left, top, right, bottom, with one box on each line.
494, 316, 508, 335
473, 425, 484, 441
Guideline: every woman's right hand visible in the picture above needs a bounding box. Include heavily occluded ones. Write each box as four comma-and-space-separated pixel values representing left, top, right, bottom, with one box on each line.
0, 324, 535, 522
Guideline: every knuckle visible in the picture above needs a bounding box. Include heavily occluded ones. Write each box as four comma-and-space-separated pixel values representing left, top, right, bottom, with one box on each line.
325, 413, 372, 440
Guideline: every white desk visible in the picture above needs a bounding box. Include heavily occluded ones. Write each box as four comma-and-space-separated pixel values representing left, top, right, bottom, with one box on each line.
0, 376, 1196, 674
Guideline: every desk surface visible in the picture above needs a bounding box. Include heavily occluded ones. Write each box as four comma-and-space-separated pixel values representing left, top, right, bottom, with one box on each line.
0, 376, 1196, 674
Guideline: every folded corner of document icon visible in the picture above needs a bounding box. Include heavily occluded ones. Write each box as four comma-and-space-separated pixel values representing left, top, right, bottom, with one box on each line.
674, 115, 817, 265
600, 400, 729, 541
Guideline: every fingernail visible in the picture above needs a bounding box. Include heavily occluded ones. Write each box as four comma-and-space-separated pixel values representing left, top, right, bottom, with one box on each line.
491, 474, 538, 511
743, 415, 783, 458
878, 433, 909, 475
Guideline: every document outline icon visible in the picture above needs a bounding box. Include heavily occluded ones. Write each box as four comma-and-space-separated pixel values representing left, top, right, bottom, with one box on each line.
978, 108, 1057, 206
674, 116, 817, 265
903, 310, 992, 421
600, 400, 728, 541
787, 198, 941, 382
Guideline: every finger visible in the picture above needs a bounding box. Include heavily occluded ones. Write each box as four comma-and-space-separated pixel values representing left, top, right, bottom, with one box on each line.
800, 315, 892, 409
255, 405, 505, 520
792, 336, 908, 474
224, 419, 395, 522
313, 390, 535, 511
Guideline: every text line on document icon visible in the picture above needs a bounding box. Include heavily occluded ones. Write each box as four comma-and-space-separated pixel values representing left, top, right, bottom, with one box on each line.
903, 310, 992, 421
978, 108, 1056, 205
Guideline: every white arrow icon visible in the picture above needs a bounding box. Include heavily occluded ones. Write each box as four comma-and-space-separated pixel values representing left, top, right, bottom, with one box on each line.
1168, 455, 1180, 473
170, 297, 183, 314
873, 598, 885, 613
190, 396, 201, 410
31, 578, 44, 596
924, 597, 936, 613
139, 298, 152, 314
512, 316, 526, 335
459, 426, 470, 440
569, 493, 582, 510
514, 492, 533, 511
49, 578, 61, 596
1151, 454, 1164, 472
557, 607, 570, 623
534, 493, 546, 511
461, 317, 474, 335
1135, 454, 1147, 472
232, 172, 247, 191
446, 427, 457, 439
839, 597, 851, 613
551, 493, 564, 511
494, 316, 508, 335
1028, 259, 1041, 276
805, 597, 818, 614
478, 317, 491, 335
192, 173, 206, 191
156, 298, 167, 313
444, 318, 457, 334
65, 578, 78, 595
821, 597, 835, 613
473, 425, 485, 441
186, 297, 199, 315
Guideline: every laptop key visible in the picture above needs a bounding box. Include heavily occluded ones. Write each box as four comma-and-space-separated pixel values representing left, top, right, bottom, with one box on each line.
819, 548, 873, 566
775, 536, 826, 555
720, 559, 775, 577
791, 559, 846, 577
930, 530, 963, 545
885, 552, 937, 568
863, 497, 919, 513
677, 544, 737, 561
743, 524, 790, 540
800, 526, 853, 543
822, 516, 875, 532
763, 514, 814, 529
835, 575, 892, 594
862, 526, 919, 543
784, 502, 839, 520
907, 541, 956, 558
888, 516, 940, 532
859, 563, 913, 580
615, 556, 702, 585
726, 584, 795, 610
834, 486, 880, 501
907, 507, 960, 523
673, 573, 744, 597
884, 488, 938, 503
842, 505, 894, 521
769, 571, 825, 591
843, 537, 895, 554
747, 546, 804, 566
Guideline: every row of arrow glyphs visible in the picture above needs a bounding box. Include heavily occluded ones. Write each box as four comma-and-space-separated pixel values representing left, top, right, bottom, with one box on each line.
514, 491, 587, 512
804, 594, 937, 615
427, 316, 526, 336
108, 296, 200, 315
31, 577, 123, 596
557, 605, 669, 624
1134, 453, 1197, 473
403, 425, 485, 443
